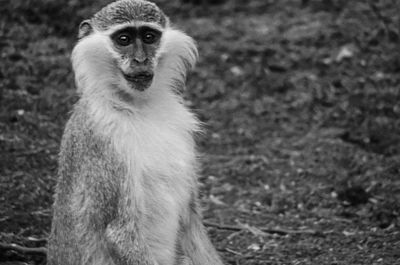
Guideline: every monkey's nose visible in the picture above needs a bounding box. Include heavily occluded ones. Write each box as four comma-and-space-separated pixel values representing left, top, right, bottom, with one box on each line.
133, 57, 148, 64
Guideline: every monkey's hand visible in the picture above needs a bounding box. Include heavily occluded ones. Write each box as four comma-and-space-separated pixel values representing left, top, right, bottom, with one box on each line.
105, 220, 159, 265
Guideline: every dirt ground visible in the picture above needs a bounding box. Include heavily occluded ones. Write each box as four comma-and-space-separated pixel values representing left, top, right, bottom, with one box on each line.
1, 0, 400, 264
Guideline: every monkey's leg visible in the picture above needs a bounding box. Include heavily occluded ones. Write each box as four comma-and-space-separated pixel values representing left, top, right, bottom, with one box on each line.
180, 200, 224, 265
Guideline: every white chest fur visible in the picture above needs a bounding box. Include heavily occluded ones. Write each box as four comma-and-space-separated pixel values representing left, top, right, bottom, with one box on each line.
130, 117, 194, 265
88, 96, 198, 265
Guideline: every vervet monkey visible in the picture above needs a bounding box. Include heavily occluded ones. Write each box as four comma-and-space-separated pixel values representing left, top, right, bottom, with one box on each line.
47, 0, 224, 264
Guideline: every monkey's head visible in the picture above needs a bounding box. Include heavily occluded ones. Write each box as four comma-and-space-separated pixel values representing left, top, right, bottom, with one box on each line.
73, 0, 170, 93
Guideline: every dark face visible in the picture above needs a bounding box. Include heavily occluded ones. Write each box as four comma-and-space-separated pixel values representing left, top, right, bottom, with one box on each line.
111, 25, 162, 91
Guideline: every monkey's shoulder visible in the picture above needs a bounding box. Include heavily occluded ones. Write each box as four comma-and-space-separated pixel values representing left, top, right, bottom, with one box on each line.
58, 105, 120, 179
61, 113, 96, 156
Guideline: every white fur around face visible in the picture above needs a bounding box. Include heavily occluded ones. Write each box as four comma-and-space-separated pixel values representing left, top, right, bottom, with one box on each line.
72, 27, 199, 265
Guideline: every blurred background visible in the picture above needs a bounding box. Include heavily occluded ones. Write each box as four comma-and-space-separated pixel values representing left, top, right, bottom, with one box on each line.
0, 0, 399, 264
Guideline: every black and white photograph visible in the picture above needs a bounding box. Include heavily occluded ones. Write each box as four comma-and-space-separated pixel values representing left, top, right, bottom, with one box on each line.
0, 0, 399, 264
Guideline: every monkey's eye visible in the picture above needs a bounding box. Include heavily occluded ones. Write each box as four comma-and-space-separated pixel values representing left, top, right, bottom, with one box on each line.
116, 34, 131, 46
142, 31, 158, 44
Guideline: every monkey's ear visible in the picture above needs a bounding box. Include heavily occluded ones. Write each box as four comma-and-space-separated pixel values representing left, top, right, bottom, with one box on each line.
78, 19, 93, 39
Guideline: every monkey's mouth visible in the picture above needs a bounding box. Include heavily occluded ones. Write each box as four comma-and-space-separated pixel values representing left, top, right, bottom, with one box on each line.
123, 71, 154, 91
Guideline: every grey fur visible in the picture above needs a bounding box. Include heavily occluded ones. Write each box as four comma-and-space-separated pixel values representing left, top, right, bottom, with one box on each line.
48, 104, 119, 264
92, 0, 168, 31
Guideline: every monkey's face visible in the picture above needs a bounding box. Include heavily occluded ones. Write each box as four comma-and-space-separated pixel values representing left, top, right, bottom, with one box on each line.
110, 25, 162, 91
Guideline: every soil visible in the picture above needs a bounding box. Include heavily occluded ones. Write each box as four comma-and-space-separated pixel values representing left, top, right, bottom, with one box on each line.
1, 0, 399, 264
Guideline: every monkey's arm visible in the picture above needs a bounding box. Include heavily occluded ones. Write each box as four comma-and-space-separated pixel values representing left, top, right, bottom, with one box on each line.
80, 162, 157, 265
72, 155, 157, 265
180, 198, 224, 265
63, 123, 157, 265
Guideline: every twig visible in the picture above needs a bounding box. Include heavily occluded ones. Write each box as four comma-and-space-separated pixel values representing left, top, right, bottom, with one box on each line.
26, 236, 48, 244
204, 221, 321, 236
14, 148, 49, 157
222, 248, 259, 260
205, 154, 270, 167
224, 247, 243, 256
207, 154, 268, 161
0, 242, 47, 255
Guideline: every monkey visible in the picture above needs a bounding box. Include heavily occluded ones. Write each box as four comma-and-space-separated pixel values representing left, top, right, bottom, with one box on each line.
47, 0, 224, 265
